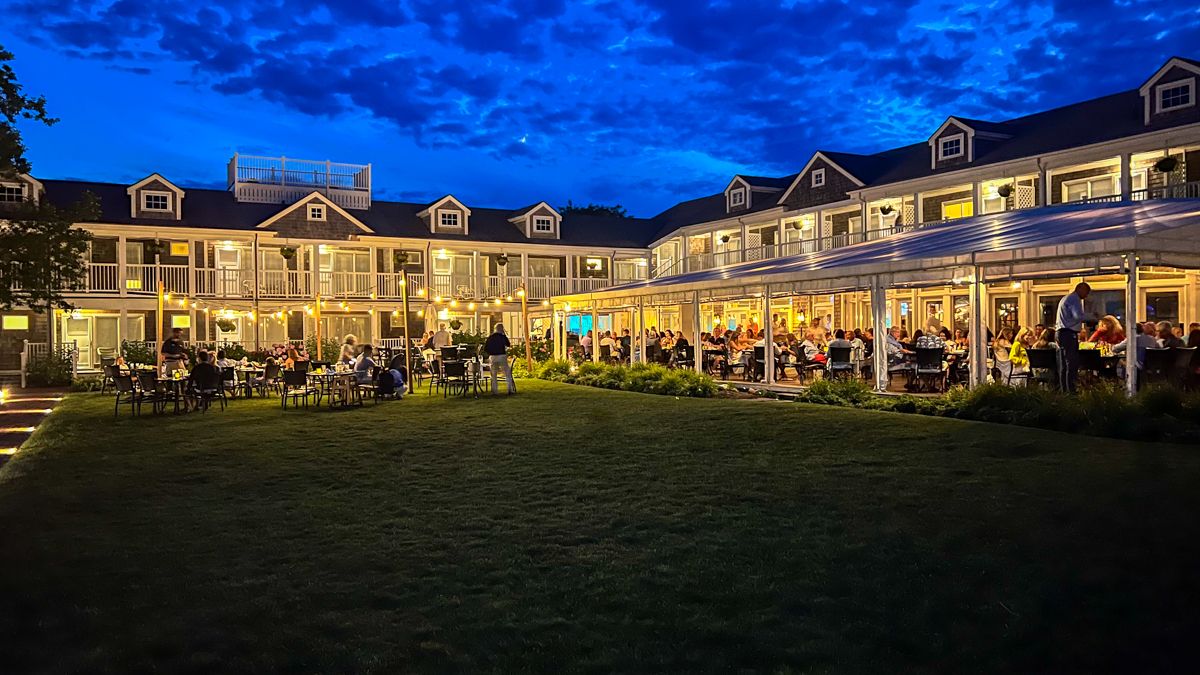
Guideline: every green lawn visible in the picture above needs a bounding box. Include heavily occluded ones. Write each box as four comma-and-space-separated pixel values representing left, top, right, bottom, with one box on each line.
1, 381, 1198, 673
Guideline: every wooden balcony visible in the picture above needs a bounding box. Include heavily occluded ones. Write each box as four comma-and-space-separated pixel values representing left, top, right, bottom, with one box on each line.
227, 154, 371, 210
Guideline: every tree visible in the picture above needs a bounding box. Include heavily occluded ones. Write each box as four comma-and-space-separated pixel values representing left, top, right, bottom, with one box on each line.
559, 200, 629, 218
0, 44, 95, 314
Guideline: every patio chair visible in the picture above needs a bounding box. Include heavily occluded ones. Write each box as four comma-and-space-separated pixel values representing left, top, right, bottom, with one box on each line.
256, 363, 283, 397
722, 347, 744, 380
281, 369, 317, 409
220, 366, 240, 399
794, 349, 826, 384
827, 346, 854, 380
441, 360, 469, 398
440, 346, 460, 362
914, 347, 947, 393
674, 345, 695, 370
191, 367, 226, 412
1170, 347, 1196, 386
293, 359, 310, 373
100, 363, 120, 395
751, 346, 766, 381
1142, 348, 1174, 385
112, 374, 142, 417
1076, 349, 1105, 387
599, 344, 617, 365
1025, 348, 1059, 389
135, 370, 169, 415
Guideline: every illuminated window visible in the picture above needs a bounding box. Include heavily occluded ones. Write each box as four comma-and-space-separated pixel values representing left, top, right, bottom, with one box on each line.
2, 315, 29, 330
169, 242, 190, 257
938, 134, 964, 160
941, 199, 974, 220
811, 168, 825, 187
533, 216, 553, 233
1157, 80, 1194, 113
1063, 175, 1117, 202
308, 204, 326, 221
439, 211, 460, 228
142, 192, 170, 211
171, 315, 191, 329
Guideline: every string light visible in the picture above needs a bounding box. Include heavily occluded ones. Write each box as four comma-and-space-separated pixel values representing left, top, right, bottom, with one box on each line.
468, 302, 476, 310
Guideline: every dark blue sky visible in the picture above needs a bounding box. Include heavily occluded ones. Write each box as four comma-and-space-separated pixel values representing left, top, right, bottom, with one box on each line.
4, 1, 1198, 216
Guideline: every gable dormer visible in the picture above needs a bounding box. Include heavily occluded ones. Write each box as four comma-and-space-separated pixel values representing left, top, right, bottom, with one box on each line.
0, 174, 42, 209
927, 117, 1012, 171
418, 195, 471, 235
256, 191, 372, 240
508, 201, 562, 239
127, 173, 185, 220
1139, 57, 1200, 127
724, 176, 751, 213
778, 152, 864, 210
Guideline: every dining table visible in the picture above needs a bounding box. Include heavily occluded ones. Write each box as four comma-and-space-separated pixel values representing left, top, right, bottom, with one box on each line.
306, 369, 360, 408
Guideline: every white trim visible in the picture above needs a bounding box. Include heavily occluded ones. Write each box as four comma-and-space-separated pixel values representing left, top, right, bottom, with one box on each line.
937, 133, 966, 161
1139, 58, 1200, 124
1155, 78, 1195, 114
437, 210, 462, 228
141, 190, 173, 212
0, 181, 27, 203
307, 203, 326, 221
777, 151, 866, 205
254, 191, 374, 233
125, 173, 185, 220
722, 175, 753, 194
416, 194, 473, 218
728, 187, 747, 210
532, 216, 554, 233
506, 201, 562, 222
811, 168, 826, 188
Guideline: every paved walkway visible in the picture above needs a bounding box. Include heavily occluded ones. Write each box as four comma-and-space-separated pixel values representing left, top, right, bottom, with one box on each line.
0, 388, 67, 466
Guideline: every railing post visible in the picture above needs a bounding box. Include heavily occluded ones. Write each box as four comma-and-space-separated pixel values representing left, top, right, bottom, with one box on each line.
1119, 153, 1132, 201
20, 339, 28, 389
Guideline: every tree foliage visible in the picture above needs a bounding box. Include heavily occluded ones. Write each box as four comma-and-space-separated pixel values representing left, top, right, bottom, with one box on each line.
0, 45, 57, 179
559, 200, 629, 218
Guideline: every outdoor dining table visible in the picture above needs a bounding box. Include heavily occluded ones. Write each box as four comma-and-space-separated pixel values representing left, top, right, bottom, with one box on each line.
235, 365, 265, 397
306, 370, 359, 408
156, 373, 190, 414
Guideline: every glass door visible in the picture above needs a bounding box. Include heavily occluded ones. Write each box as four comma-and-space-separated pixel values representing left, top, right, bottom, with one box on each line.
63, 316, 92, 369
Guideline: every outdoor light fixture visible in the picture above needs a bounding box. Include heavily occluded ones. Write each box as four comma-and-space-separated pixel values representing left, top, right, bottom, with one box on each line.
468, 302, 476, 310
541, 300, 550, 306
417, 288, 425, 296
434, 295, 442, 303
506, 295, 513, 301
1010, 281, 1022, 290
449, 299, 458, 307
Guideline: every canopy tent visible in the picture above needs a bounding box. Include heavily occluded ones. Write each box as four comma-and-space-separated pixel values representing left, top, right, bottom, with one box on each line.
552, 200, 1200, 396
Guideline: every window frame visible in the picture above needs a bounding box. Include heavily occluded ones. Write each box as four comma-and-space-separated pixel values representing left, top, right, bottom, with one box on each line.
811, 168, 826, 188
1156, 78, 1195, 114
141, 191, 172, 212
940, 197, 974, 220
533, 216, 554, 233
438, 210, 462, 228
1061, 174, 1118, 203
0, 182, 25, 203
728, 188, 746, 208
938, 133, 965, 161
308, 203, 326, 221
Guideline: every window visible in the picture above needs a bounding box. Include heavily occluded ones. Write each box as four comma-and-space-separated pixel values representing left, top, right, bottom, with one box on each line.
308, 204, 326, 221
1146, 292, 1180, 326
1062, 175, 1117, 202
533, 216, 554, 233
811, 168, 825, 188
941, 198, 974, 220
1157, 79, 1194, 113
2, 315, 29, 330
171, 315, 191, 329
729, 188, 745, 207
439, 211, 461, 228
993, 297, 1019, 332
0, 183, 24, 202
938, 133, 965, 160
142, 192, 170, 211
169, 242, 190, 257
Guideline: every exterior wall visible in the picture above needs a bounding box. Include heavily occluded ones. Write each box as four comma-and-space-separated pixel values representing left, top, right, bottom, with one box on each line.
932, 122, 971, 171
0, 310, 48, 370
266, 197, 361, 239
132, 179, 180, 219
428, 202, 467, 234
782, 157, 856, 210
922, 188, 972, 222
1146, 66, 1200, 131
527, 204, 559, 240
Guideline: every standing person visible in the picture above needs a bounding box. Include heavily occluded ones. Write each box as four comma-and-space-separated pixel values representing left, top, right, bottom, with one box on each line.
339, 334, 359, 364
484, 324, 516, 395
1054, 282, 1091, 392
161, 326, 188, 375
431, 323, 452, 350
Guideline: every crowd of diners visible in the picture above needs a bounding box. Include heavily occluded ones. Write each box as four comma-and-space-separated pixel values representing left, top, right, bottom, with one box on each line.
571, 285, 1200, 392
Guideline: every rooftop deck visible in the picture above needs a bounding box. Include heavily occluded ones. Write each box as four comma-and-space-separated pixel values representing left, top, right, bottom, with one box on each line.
227, 154, 371, 210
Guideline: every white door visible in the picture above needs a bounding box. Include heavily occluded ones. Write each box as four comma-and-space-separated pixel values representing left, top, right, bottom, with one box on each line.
63, 317, 92, 369
215, 247, 242, 296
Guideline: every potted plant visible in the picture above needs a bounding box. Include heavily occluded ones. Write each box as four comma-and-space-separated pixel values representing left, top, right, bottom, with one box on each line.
496, 253, 509, 267
147, 240, 166, 259
449, 319, 463, 331
393, 250, 410, 268
215, 317, 237, 333
879, 204, 895, 215
1155, 156, 1179, 173
997, 184, 1014, 198
280, 246, 297, 260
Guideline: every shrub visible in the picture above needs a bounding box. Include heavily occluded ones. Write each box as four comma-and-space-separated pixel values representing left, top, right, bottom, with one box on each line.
534, 360, 715, 398
69, 376, 104, 392
26, 351, 74, 386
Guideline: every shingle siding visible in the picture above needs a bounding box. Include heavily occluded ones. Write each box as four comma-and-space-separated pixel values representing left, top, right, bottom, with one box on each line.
922, 188, 972, 222
1147, 66, 1200, 130
932, 123, 971, 171
266, 197, 361, 239
133, 179, 178, 219
782, 158, 856, 210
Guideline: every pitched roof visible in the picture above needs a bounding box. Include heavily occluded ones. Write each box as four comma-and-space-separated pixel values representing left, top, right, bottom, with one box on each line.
647, 186, 786, 242
737, 174, 795, 189
42, 180, 659, 249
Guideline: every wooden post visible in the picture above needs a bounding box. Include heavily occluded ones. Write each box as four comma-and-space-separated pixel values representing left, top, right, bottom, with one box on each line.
692, 290, 703, 375
968, 266, 987, 388
156, 279, 165, 370
252, 234, 261, 352
762, 286, 774, 384
314, 292, 322, 361
520, 284, 533, 375
1125, 253, 1139, 397
401, 270, 411, 383
591, 306, 600, 363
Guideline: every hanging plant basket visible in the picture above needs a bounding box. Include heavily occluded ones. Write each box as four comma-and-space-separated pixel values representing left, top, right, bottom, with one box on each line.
879, 205, 895, 215
719, 235, 731, 244
1154, 156, 1179, 173
997, 184, 1014, 198
215, 318, 237, 333
147, 240, 166, 258
280, 246, 297, 260
393, 250, 410, 267
496, 253, 509, 267
449, 319, 463, 331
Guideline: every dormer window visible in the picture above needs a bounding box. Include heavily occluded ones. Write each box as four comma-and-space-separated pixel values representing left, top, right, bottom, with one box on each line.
0, 183, 24, 202
308, 204, 326, 221
1157, 80, 1194, 113
439, 211, 461, 228
938, 134, 964, 161
143, 192, 171, 211
533, 216, 553, 233
730, 189, 746, 207
811, 169, 825, 188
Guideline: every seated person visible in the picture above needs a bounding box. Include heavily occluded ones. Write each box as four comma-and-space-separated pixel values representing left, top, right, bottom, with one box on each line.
354, 344, 378, 384
189, 350, 221, 393
214, 349, 237, 370
1113, 323, 1160, 371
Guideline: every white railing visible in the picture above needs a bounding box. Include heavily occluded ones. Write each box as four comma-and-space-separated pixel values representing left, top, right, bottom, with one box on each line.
319, 271, 373, 297
21, 340, 78, 388
430, 274, 477, 298
124, 263, 189, 294
1134, 180, 1200, 201
87, 262, 119, 292
573, 277, 611, 292
196, 268, 254, 297
527, 277, 568, 298
228, 154, 371, 209
259, 269, 310, 298
482, 275, 522, 298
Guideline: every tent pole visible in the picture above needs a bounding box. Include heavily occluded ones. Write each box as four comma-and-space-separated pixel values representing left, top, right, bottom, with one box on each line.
763, 285, 774, 384
871, 278, 888, 393
968, 265, 986, 387
692, 291, 703, 375
1125, 253, 1139, 397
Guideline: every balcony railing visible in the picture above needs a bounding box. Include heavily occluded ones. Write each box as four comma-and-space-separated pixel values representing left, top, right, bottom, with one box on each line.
124, 263, 189, 294
526, 277, 568, 298
318, 271, 373, 298
376, 272, 425, 298
227, 154, 371, 209
573, 277, 611, 292
87, 262, 119, 292
482, 274, 522, 298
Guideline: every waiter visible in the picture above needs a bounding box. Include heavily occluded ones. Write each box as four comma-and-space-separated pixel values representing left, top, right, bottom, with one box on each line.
1054, 282, 1091, 393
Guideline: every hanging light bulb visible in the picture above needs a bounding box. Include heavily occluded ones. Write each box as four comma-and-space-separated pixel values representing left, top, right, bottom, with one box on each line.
417, 287, 425, 297
506, 295, 513, 301
468, 302, 476, 311
392, 309, 399, 317
541, 300, 550, 306
164, 292, 172, 302
517, 289, 526, 298
449, 299, 458, 308
433, 295, 442, 303
417, 309, 424, 317
369, 292, 376, 300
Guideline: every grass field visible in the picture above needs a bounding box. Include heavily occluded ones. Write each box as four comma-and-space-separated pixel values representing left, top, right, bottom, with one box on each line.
1, 380, 1198, 673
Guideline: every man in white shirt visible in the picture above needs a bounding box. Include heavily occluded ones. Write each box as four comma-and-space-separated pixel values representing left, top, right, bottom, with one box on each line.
1113, 323, 1159, 374
431, 323, 452, 349
1054, 282, 1091, 392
